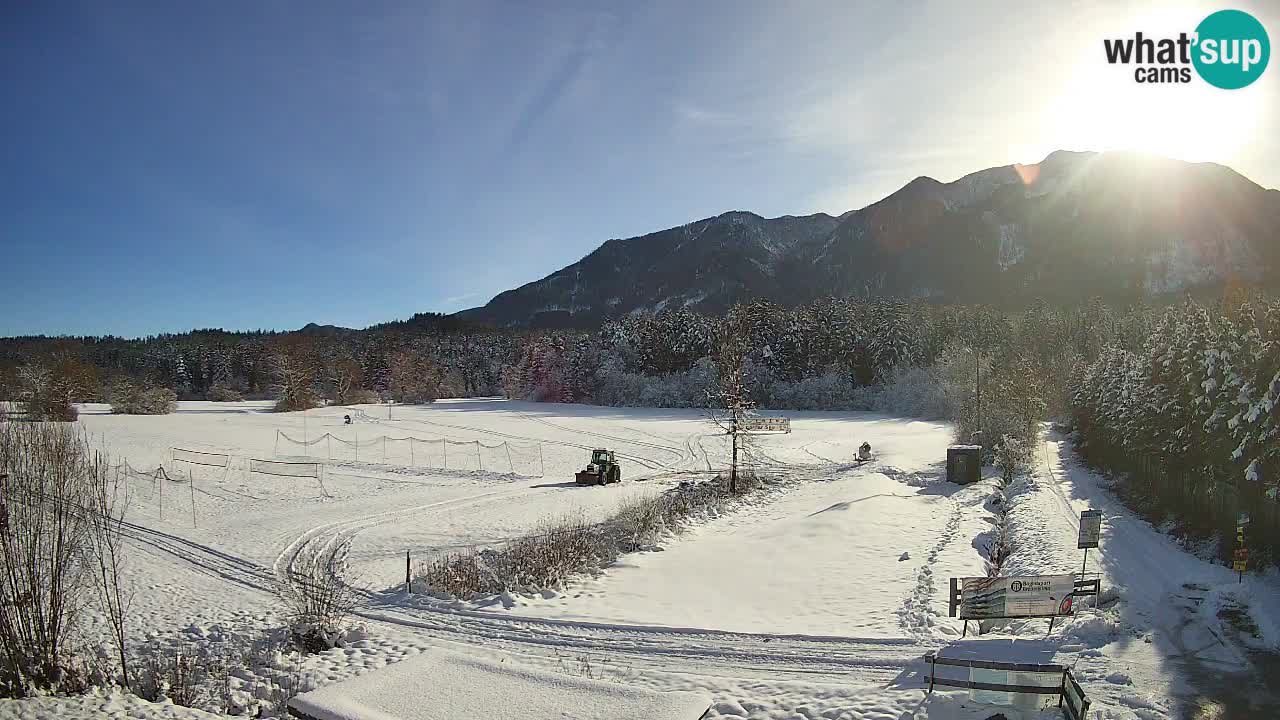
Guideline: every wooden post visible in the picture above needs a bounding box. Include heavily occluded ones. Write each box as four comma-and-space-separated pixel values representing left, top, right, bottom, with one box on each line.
405, 549, 411, 593
158, 466, 164, 520
730, 414, 739, 493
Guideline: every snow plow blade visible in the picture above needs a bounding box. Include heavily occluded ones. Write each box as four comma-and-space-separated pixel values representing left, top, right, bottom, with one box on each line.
575, 471, 601, 485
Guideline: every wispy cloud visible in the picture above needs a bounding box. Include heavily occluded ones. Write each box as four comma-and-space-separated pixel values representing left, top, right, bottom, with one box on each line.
436, 291, 482, 311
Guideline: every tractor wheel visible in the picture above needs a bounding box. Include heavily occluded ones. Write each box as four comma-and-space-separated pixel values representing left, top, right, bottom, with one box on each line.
611, 466, 621, 484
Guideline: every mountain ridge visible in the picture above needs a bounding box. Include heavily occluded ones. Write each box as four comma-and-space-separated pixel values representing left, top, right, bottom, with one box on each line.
459, 151, 1280, 327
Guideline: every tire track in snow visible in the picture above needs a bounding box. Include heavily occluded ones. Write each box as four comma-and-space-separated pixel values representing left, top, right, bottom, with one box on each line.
356, 601, 927, 682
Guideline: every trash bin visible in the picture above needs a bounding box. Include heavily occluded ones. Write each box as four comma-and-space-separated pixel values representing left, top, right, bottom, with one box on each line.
947, 445, 981, 484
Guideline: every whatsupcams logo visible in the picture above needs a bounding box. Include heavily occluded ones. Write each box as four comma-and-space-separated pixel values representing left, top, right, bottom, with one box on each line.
1104, 9, 1270, 88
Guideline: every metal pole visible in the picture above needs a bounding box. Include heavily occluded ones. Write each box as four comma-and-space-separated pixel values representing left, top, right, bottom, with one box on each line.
405, 549, 411, 592
190, 470, 197, 529
538, 443, 545, 476
477, 441, 483, 471
443, 441, 447, 469
410, 438, 415, 466
327, 434, 332, 459
975, 347, 981, 436
383, 436, 387, 463
505, 442, 514, 474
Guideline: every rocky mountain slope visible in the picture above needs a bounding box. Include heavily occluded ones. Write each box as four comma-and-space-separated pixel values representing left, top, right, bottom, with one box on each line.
460, 151, 1280, 327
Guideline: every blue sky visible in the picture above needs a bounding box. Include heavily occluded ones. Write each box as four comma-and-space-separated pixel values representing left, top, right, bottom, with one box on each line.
3, 0, 1277, 337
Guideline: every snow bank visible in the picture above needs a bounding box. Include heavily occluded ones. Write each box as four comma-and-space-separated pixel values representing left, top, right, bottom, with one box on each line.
287, 648, 710, 720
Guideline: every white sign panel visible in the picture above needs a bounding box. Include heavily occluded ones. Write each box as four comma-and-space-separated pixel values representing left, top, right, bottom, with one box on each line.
1078, 510, 1102, 549
959, 574, 1076, 619
739, 417, 790, 433
249, 459, 320, 479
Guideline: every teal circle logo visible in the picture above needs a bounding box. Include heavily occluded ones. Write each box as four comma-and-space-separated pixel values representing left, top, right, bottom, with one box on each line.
1193, 10, 1270, 89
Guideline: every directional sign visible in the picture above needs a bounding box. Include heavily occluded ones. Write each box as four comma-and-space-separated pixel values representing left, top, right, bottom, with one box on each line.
739, 417, 790, 433
1078, 510, 1103, 549
1234, 560, 1248, 573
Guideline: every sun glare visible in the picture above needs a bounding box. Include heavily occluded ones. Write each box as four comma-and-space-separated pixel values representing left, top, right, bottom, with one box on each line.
1037, 4, 1272, 167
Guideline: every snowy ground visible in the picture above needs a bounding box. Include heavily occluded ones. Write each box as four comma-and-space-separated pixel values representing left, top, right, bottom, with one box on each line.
1, 402, 1277, 719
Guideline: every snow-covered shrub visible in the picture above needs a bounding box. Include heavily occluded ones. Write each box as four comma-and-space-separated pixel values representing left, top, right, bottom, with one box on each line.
993, 434, 1033, 481
763, 372, 858, 410
420, 514, 612, 598
109, 379, 177, 415
419, 474, 761, 599
592, 357, 716, 408
276, 540, 359, 653
853, 364, 955, 419
206, 384, 243, 402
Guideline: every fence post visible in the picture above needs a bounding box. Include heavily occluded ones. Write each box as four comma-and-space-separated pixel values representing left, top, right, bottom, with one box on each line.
190, 470, 197, 529
538, 443, 545, 477
476, 441, 483, 471
444, 441, 448, 469
383, 436, 388, 463
505, 442, 514, 474
327, 434, 332, 459
274, 430, 280, 456
157, 466, 164, 520
405, 549, 411, 593
354, 430, 359, 462
410, 438, 415, 466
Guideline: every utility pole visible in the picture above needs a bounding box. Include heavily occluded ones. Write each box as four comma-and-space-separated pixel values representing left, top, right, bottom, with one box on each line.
975, 347, 981, 436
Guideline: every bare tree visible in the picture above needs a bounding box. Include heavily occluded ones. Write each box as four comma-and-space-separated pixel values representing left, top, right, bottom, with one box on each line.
387, 348, 442, 404
0, 423, 128, 696
708, 305, 756, 493
270, 339, 320, 412
325, 352, 367, 405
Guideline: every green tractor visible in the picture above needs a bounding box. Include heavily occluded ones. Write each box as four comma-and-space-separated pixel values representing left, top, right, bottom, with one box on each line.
575, 448, 621, 485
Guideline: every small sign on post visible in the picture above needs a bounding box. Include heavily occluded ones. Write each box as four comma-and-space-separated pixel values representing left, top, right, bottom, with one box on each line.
1076, 509, 1103, 608
1077, 510, 1102, 549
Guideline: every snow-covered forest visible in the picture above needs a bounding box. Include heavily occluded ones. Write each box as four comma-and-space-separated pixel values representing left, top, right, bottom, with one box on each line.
3, 295, 1278, 567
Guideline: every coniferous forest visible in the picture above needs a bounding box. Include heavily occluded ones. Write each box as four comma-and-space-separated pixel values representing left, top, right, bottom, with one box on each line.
2, 294, 1278, 567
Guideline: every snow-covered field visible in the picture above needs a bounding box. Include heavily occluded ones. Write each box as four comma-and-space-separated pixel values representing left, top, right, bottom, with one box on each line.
2, 401, 1277, 719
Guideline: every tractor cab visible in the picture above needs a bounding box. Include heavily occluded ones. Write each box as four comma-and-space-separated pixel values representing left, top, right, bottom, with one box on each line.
576, 448, 621, 485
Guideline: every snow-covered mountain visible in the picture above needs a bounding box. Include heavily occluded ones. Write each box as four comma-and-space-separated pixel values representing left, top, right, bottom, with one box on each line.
460, 151, 1280, 327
